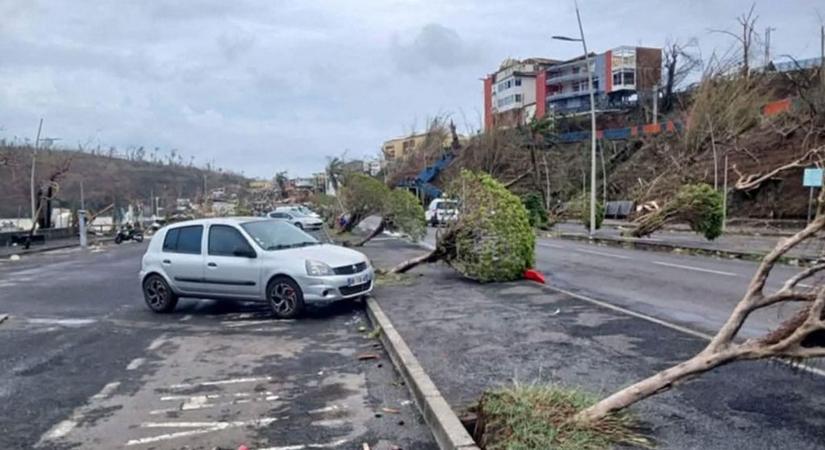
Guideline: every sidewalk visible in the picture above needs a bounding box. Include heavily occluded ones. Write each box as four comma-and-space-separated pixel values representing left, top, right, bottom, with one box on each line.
553, 222, 824, 262
362, 237, 825, 450
0, 235, 111, 258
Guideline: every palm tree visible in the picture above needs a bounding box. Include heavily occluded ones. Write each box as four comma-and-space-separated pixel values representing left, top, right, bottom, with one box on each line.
274, 171, 288, 199
325, 157, 344, 193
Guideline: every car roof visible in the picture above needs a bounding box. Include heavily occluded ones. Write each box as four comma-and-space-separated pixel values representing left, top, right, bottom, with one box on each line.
165, 217, 267, 228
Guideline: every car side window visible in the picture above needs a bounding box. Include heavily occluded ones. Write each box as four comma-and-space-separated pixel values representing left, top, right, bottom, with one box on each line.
162, 228, 180, 252
209, 225, 253, 256
172, 226, 203, 254
270, 212, 290, 219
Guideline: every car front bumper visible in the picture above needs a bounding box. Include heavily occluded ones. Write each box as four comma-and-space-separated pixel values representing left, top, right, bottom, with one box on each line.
297, 267, 375, 302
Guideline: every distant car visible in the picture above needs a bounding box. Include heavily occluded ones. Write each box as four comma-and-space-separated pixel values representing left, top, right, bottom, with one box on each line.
139, 218, 374, 319
274, 205, 320, 219
425, 198, 458, 226
268, 211, 323, 230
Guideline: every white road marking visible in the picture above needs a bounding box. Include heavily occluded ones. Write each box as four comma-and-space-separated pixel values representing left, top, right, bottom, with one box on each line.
542, 284, 825, 378
126, 418, 279, 446
42, 420, 77, 440
169, 376, 272, 389
575, 248, 633, 260
181, 395, 212, 411
222, 319, 276, 328
126, 358, 145, 370
260, 438, 349, 450
308, 405, 341, 414
147, 334, 168, 351
652, 261, 737, 276
538, 243, 565, 249
27, 318, 96, 327
92, 382, 120, 400
179, 315, 192, 321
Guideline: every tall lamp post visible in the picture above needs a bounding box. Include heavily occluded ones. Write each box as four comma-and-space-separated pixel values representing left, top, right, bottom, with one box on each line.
553, 0, 597, 235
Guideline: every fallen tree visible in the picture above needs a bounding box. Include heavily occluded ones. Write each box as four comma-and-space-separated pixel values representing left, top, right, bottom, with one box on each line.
388, 170, 535, 282
337, 173, 388, 233
577, 187, 825, 423
630, 183, 723, 240
355, 188, 425, 246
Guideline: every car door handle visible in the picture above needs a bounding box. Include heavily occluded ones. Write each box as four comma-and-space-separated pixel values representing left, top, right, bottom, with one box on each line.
207, 262, 217, 267
162, 259, 171, 264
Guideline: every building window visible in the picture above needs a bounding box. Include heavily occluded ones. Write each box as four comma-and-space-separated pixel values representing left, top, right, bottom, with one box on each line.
572, 66, 580, 74
623, 71, 635, 85
515, 94, 522, 102
613, 72, 622, 86
514, 78, 522, 86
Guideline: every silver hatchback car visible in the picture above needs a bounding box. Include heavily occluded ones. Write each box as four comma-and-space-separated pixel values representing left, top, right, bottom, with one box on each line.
139, 218, 374, 318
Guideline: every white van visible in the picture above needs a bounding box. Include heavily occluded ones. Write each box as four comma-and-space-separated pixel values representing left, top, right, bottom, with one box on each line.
425, 198, 458, 226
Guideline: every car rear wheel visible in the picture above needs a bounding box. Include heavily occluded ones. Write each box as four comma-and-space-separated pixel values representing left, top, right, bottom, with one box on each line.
268, 276, 304, 319
143, 274, 178, 313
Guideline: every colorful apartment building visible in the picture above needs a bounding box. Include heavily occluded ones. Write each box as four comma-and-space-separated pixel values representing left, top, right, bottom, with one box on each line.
483, 46, 662, 130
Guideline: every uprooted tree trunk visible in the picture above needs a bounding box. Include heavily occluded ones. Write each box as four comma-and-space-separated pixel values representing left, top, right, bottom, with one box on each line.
576, 190, 825, 423
733, 145, 824, 191
24, 158, 72, 249
354, 219, 385, 247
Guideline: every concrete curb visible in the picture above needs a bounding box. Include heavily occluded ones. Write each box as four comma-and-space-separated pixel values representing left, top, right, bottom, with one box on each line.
1, 238, 115, 258
554, 232, 817, 266
365, 297, 479, 450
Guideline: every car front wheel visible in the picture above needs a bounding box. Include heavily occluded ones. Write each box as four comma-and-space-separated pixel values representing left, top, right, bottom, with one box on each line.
268, 276, 305, 319
294, 222, 304, 230
143, 274, 179, 313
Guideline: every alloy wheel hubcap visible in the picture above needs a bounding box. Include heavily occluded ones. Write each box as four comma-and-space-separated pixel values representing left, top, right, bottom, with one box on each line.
270, 283, 297, 315
146, 279, 167, 308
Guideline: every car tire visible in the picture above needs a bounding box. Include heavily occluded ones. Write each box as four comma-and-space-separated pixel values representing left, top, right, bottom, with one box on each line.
134, 234, 144, 243
115, 234, 123, 244
142, 274, 178, 313
267, 276, 305, 319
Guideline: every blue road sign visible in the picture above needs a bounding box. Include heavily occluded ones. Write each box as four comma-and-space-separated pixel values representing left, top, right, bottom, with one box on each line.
803, 168, 823, 187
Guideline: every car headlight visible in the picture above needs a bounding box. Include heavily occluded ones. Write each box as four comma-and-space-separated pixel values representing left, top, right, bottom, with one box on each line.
306, 259, 334, 276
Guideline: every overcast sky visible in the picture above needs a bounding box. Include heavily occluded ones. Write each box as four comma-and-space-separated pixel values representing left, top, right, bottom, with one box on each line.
1, 1, 823, 178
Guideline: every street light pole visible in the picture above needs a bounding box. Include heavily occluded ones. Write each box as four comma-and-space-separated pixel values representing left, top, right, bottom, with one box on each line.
574, 1, 598, 235
31, 118, 43, 225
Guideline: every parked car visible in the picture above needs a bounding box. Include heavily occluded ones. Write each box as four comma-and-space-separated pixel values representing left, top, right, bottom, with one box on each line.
274, 205, 320, 219
140, 218, 374, 318
425, 198, 459, 226
268, 210, 324, 230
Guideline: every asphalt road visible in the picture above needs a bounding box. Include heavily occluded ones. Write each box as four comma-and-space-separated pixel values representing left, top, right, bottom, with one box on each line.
424, 227, 822, 338
0, 239, 436, 450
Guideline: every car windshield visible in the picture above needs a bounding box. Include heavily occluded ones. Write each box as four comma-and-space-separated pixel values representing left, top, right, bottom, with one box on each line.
241, 220, 319, 250
437, 201, 457, 210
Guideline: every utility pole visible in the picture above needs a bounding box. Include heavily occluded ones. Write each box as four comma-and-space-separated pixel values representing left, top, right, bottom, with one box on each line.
30, 118, 43, 225
764, 27, 776, 67
80, 179, 85, 210
573, 0, 597, 236
652, 83, 659, 124
820, 25, 824, 85
722, 154, 728, 233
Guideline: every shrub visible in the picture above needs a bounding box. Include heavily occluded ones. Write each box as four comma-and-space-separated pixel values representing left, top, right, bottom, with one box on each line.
522, 193, 548, 228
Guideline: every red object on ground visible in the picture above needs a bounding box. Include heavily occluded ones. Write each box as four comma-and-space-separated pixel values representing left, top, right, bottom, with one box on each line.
523, 268, 546, 284
238, 445, 249, 450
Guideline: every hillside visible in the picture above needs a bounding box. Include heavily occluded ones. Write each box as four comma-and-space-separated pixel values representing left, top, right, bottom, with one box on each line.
0, 145, 251, 218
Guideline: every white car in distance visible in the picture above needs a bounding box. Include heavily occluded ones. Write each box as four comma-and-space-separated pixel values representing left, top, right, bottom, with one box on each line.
268, 210, 324, 230
140, 218, 374, 318
425, 198, 459, 226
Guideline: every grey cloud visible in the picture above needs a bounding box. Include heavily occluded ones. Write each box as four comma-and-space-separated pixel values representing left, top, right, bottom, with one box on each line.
391, 23, 483, 74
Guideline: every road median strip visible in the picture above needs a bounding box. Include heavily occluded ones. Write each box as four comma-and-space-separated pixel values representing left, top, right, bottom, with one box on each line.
365, 297, 479, 450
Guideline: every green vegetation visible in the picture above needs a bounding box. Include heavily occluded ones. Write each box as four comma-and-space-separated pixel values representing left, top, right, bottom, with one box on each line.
574, 194, 604, 230
383, 188, 426, 241
522, 193, 548, 229
443, 170, 535, 282
632, 183, 723, 240
475, 384, 648, 450
309, 193, 343, 226
338, 173, 389, 232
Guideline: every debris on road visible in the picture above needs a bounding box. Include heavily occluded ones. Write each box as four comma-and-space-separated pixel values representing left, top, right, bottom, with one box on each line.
357, 352, 380, 361
381, 407, 400, 414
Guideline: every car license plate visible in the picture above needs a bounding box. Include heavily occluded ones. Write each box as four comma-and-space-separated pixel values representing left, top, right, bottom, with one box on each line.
347, 273, 370, 286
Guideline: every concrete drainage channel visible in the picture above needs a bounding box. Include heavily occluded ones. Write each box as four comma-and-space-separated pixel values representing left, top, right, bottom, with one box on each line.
365, 297, 479, 450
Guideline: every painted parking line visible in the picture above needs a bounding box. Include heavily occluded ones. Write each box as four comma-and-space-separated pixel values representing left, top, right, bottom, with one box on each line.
259, 438, 349, 450
169, 376, 273, 390
125, 417, 281, 446
38, 378, 123, 444
538, 243, 565, 249
652, 261, 738, 277
126, 358, 145, 370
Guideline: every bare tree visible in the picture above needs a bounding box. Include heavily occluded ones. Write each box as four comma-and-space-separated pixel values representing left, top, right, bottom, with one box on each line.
576, 188, 825, 423
661, 39, 701, 112
24, 157, 73, 249
711, 3, 760, 78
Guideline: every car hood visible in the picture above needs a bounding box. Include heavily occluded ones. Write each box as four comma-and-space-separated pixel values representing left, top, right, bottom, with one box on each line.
267, 243, 366, 267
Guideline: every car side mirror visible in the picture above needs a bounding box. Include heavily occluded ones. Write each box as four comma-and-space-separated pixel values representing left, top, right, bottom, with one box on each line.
233, 246, 256, 258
